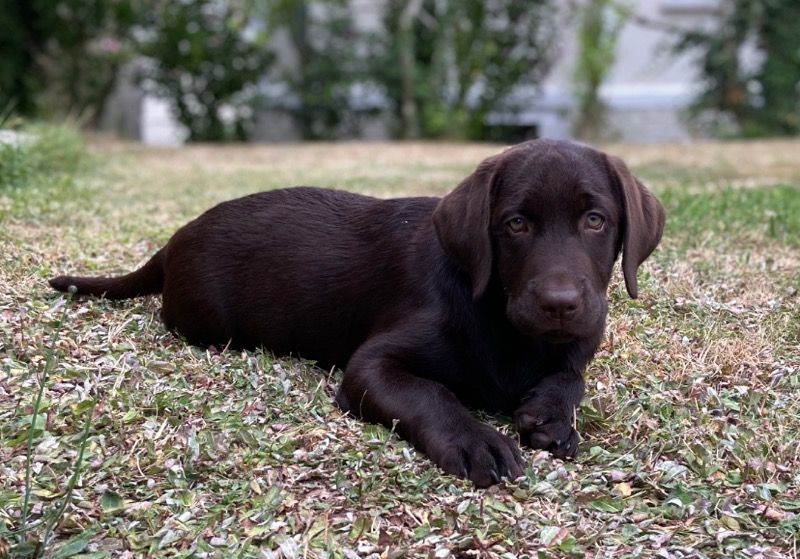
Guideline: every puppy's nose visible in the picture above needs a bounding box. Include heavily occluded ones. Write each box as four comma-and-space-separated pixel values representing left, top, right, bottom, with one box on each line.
535, 285, 582, 321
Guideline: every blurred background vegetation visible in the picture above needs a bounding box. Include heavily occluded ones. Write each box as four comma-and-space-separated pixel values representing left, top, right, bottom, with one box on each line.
0, 0, 798, 142
676, 0, 800, 138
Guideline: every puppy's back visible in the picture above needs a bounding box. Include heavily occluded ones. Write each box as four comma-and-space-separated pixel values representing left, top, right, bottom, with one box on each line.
159, 187, 438, 362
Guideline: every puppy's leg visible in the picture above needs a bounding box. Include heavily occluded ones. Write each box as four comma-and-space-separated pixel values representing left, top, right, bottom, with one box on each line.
513, 370, 585, 459
336, 336, 524, 487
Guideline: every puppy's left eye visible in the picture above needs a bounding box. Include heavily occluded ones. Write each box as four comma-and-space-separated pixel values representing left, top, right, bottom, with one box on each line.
585, 212, 605, 230
506, 216, 529, 234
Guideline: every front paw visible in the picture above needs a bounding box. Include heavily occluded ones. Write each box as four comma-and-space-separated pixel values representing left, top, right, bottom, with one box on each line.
428, 422, 525, 487
514, 400, 579, 460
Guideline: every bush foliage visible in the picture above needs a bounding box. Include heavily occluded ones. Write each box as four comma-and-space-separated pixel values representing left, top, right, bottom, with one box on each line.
1, 0, 558, 142
0, 0, 143, 124
678, 0, 800, 137
4, 0, 798, 140
137, 0, 273, 142
374, 0, 555, 140
0, 124, 87, 192
264, 0, 368, 140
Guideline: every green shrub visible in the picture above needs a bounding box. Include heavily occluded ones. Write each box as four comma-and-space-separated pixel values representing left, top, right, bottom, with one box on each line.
677, 0, 800, 137
137, 0, 273, 142
373, 0, 555, 140
0, 0, 143, 124
0, 123, 87, 192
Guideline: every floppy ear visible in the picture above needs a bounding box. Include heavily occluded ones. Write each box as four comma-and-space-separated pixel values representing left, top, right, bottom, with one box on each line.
433, 154, 501, 300
606, 155, 666, 299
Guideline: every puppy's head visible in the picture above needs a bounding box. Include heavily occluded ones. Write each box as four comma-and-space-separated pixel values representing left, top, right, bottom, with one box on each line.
433, 140, 665, 343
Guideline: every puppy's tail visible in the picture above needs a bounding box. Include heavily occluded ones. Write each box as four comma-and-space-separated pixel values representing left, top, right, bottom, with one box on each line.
49, 248, 165, 300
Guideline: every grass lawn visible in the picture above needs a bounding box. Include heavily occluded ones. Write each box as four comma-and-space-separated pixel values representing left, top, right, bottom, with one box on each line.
1, 131, 799, 558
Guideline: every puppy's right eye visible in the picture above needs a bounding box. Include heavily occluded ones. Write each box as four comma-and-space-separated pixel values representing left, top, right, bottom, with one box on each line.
506, 217, 529, 234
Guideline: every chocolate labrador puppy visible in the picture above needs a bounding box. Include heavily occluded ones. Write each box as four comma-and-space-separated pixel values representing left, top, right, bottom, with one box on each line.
50, 140, 664, 487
